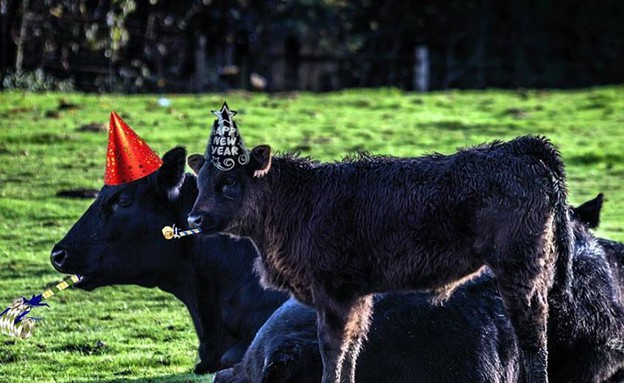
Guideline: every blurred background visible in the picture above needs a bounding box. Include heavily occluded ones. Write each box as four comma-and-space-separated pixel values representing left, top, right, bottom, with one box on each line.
1, 0, 623, 93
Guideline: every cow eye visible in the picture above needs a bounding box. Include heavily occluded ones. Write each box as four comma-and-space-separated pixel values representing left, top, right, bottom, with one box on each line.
223, 178, 237, 188
218, 177, 237, 191
117, 195, 132, 207
221, 179, 240, 199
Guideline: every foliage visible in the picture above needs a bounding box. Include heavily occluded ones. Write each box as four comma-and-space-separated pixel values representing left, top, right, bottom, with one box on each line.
2, 70, 74, 92
2, 0, 623, 91
0, 87, 623, 382
108, 0, 136, 60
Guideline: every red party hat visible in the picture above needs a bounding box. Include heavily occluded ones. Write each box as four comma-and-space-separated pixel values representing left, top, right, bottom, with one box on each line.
104, 112, 162, 185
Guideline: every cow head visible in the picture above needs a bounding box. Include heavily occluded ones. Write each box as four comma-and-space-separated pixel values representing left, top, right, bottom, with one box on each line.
51, 147, 191, 290
187, 144, 271, 234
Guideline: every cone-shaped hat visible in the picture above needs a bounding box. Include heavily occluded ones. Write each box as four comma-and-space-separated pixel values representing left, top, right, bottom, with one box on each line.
104, 112, 163, 185
208, 102, 249, 171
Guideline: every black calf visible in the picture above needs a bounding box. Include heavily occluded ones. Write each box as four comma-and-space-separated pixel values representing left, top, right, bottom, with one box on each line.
190, 135, 573, 383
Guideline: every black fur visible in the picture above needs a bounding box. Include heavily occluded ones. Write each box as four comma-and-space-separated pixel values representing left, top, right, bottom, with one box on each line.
215, 201, 624, 383
571, 193, 604, 229
51, 147, 287, 373
190, 135, 573, 383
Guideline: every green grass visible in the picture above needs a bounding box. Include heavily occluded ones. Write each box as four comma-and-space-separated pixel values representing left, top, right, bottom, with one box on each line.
1, 86, 624, 382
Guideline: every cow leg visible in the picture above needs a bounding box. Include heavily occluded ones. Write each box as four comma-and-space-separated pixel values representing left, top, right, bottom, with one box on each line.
314, 289, 373, 383
196, 340, 226, 373
491, 261, 551, 383
316, 304, 347, 383
340, 295, 373, 383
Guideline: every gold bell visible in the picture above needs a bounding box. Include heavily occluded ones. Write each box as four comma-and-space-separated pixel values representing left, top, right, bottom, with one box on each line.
162, 226, 175, 240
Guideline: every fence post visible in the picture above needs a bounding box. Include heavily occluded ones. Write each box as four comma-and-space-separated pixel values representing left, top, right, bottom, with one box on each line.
15, 0, 30, 72
194, 34, 208, 92
413, 45, 429, 92
0, 1, 7, 76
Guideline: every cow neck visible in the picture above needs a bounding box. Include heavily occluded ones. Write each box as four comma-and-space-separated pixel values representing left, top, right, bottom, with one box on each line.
159, 235, 212, 342
159, 173, 201, 309
156, 235, 198, 300
251, 155, 315, 260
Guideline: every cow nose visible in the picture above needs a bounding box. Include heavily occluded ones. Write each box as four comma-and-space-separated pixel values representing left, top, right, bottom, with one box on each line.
188, 214, 203, 228
51, 245, 69, 270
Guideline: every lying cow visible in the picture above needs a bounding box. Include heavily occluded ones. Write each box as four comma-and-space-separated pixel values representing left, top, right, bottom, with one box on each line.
578, 195, 624, 307
50, 147, 287, 373
602, 237, 624, 307
215, 194, 624, 383
189, 134, 572, 383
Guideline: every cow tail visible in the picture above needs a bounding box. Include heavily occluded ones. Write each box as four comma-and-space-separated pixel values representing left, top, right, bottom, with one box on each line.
553, 177, 573, 296
543, 140, 573, 296
518, 136, 573, 296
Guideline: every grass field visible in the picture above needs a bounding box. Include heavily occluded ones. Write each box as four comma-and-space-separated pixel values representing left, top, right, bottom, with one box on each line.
0, 86, 623, 383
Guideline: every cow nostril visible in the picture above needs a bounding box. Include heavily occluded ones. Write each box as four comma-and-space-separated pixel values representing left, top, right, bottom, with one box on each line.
188, 214, 203, 228
51, 248, 68, 269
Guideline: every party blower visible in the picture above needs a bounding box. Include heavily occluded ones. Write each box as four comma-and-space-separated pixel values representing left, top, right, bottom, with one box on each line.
0, 275, 81, 338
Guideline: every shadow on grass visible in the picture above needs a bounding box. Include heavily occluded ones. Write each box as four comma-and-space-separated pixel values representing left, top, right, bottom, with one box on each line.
0, 262, 57, 280
67, 373, 212, 383
567, 152, 624, 166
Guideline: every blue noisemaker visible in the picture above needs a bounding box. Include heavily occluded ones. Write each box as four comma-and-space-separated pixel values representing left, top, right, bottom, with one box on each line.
0, 274, 81, 339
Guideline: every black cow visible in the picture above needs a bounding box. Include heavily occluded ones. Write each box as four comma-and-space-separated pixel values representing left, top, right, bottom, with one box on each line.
601, 237, 624, 307
215, 194, 624, 383
576, 194, 624, 306
188, 135, 572, 383
216, 290, 516, 383
50, 147, 287, 374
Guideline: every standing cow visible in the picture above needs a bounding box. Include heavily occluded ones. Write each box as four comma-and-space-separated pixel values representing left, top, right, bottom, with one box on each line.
188, 104, 571, 383
215, 194, 624, 383
51, 147, 287, 373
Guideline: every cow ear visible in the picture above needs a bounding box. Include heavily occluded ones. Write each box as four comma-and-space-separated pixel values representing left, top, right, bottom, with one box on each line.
573, 193, 604, 229
187, 154, 205, 175
157, 146, 187, 201
247, 145, 272, 178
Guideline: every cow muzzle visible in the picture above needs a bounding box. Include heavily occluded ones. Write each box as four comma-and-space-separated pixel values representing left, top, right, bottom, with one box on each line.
50, 244, 69, 272
187, 214, 203, 229
187, 211, 220, 233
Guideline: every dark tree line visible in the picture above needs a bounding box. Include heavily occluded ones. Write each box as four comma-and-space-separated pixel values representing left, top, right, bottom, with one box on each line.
1, 0, 622, 92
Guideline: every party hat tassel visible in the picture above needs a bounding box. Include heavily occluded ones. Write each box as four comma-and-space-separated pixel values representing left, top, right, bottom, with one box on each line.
0, 274, 81, 339
162, 224, 202, 240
